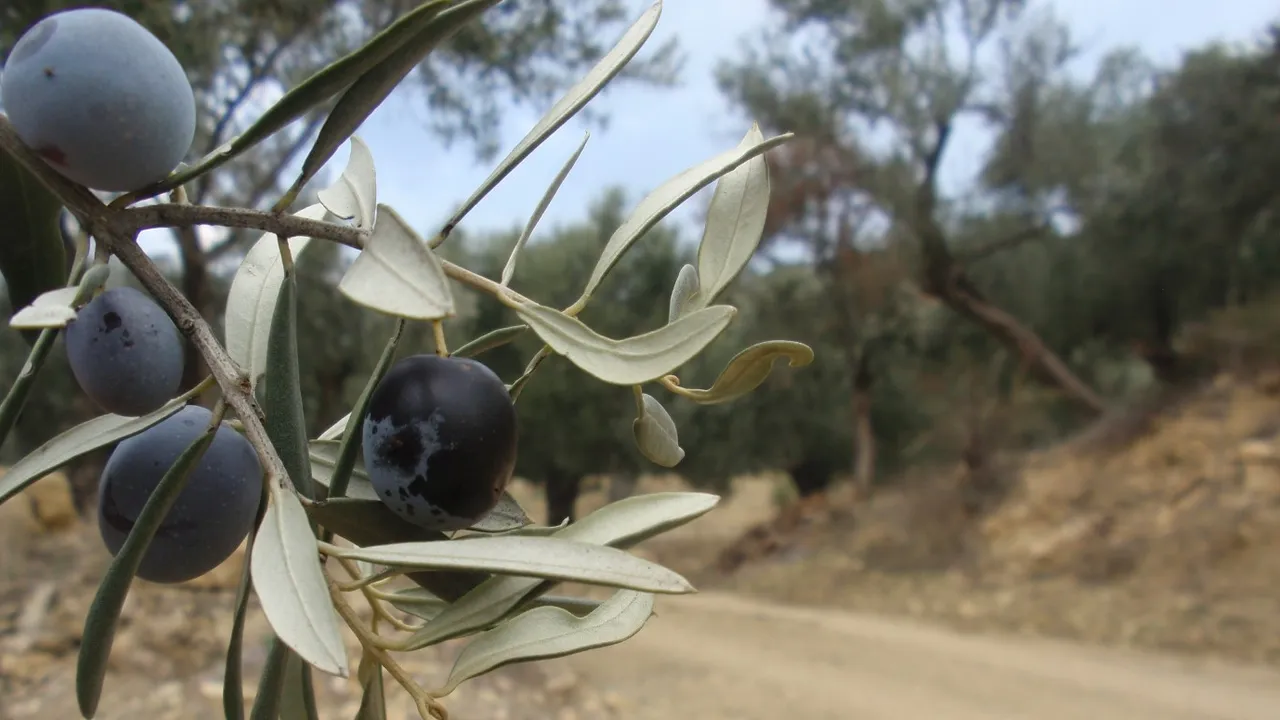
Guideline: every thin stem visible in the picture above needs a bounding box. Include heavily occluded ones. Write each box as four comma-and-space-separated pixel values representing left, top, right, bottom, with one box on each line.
335, 557, 421, 633
326, 574, 448, 720
431, 320, 449, 357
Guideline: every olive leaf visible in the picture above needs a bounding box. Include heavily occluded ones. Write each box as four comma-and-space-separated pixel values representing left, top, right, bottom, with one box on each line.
76, 423, 217, 719
143, 0, 453, 199
633, 393, 684, 467
283, 0, 502, 207
262, 239, 314, 499
576, 131, 794, 308
316, 135, 377, 229
467, 493, 534, 533
249, 636, 293, 720
338, 204, 455, 320
445, 1, 662, 233
667, 341, 815, 405
306, 497, 439, 548
667, 263, 700, 324
354, 647, 388, 720
0, 393, 191, 505
333, 535, 694, 594
7, 286, 79, 329
224, 203, 326, 392
223, 487, 269, 720
434, 590, 655, 696
502, 132, 590, 286
691, 123, 772, 309
323, 318, 404, 501
514, 301, 736, 385
452, 325, 527, 359
250, 489, 348, 678
307, 440, 379, 501
389, 492, 716, 650
278, 652, 320, 720
0, 145, 68, 342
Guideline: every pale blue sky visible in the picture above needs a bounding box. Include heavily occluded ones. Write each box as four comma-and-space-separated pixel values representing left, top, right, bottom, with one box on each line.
309, 0, 1280, 249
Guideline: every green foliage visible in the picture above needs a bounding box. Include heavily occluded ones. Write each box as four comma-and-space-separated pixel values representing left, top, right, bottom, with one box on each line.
0, 3, 808, 718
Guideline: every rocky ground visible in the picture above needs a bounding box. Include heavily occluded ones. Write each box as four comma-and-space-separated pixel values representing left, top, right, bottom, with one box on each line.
701, 370, 1280, 667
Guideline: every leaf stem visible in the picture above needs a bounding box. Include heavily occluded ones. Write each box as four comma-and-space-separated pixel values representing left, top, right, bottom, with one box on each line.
432, 319, 449, 356
325, 572, 449, 720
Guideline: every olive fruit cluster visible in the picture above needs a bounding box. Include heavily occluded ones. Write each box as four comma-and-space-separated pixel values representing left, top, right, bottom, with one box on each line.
1, 7, 196, 192
97, 405, 262, 584
363, 354, 519, 531
64, 286, 185, 417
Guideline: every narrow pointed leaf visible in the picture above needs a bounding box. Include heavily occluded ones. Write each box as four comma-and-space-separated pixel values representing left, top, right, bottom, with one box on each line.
317, 136, 377, 229
0, 325, 60, 452
446, 1, 662, 231
467, 493, 533, 533
324, 318, 404, 501
514, 301, 736, 385
579, 131, 793, 302
501, 132, 590, 286
0, 395, 190, 505
338, 204, 455, 320
224, 203, 326, 392
263, 244, 313, 498
633, 393, 683, 467
278, 653, 319, 720
76, 424, 217, 718
693, 124, 771, 307
669, 341, 815, 405
667, 264, 700, 324
396, 492, 716, 650
308, 440, 379, 501
250, 490, 348, 678
139, 0, 452, 197
452, 324, 527, 359
436, 590, 655, 696
355, 648, 388, 720
307, 497, 442, 547
334, 535, 693, 594
223, 488, 269, 720
249, 636, 293, 720
318, 415, 350, 442
8, 286, 80, 329
286, 0, 501, 203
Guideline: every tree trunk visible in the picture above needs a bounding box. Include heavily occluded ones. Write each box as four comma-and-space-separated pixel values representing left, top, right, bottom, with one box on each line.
851, 355, 876, 497
545, 473, 582, 526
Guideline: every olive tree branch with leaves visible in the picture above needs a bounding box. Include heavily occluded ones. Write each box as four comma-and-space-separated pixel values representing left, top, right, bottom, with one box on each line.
0, 1, 814, 719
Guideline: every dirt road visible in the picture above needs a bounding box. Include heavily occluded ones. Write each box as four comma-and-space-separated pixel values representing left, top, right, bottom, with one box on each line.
565, 591, 1280, 720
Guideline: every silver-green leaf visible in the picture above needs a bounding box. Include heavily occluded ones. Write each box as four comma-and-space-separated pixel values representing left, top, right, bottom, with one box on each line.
307, 440, 379, 501
468, 493, 533, 533
333, 535, 693, 594
386, 492, 716, 650
501, 132, 589, 286
8, 286, 80, 329
514, 301, 736, 385
445, 1, 662, 233
338, 204, 455, 320
0, 396, 189, 505
632, 393, 683, 467
224, 203, 325, 391
434, 590, 655, 696
250, 490, 348, 678
692, 123, 772, 308
577, 130, 793, 305
667, 263, 700, 324
316, 136, 377, 229
668, 340, 815, 405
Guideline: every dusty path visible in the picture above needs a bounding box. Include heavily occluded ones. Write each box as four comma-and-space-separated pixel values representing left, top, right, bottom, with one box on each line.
565, 591, 1280, 720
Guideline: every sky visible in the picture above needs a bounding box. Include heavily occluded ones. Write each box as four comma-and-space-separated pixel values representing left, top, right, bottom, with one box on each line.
335, 0, 1280, 249
12, 0, 1280, 256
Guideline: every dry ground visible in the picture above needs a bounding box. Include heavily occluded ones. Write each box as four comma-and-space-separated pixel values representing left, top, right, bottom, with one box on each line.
7, 370, 1280, 719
